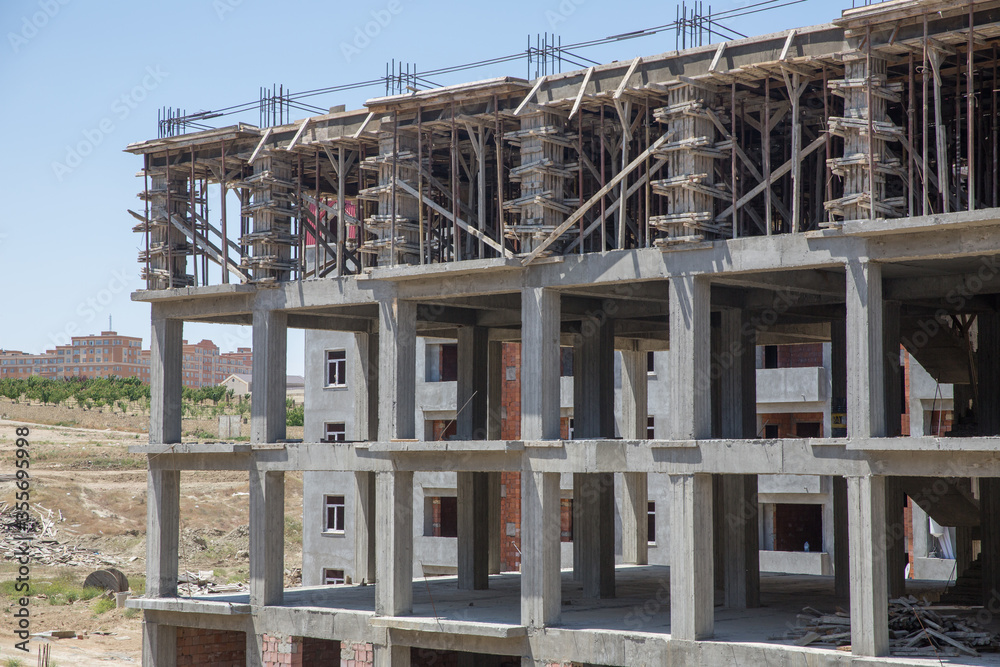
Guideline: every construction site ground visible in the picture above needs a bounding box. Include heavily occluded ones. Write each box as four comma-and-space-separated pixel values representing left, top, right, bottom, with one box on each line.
0, 409, 305, 665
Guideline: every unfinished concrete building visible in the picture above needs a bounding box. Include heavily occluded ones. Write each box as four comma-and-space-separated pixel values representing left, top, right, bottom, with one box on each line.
127, 0, 1000, 664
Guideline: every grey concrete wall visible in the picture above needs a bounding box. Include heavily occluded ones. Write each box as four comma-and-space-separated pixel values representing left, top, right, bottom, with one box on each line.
301, 335, 954, 581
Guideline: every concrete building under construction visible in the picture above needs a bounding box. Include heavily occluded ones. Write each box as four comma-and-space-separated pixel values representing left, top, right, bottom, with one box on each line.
127, 0, 1000, 664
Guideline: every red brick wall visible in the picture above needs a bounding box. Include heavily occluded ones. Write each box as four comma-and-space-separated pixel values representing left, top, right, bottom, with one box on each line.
560, 498, 573, 542
263, 634, 302, 667
500, 470, 521, 572
176, 627, 245, 667
776, 343, 824, 368
501, 342, 522, 572
341, 641, 374, 666
758, 412, 825, 438
501, 342, 521, 440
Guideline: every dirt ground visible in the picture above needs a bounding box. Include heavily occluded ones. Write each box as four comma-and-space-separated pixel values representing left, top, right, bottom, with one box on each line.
0, 411, 305, 666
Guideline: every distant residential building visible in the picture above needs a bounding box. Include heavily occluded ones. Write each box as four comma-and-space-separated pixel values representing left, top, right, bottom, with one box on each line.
0, 333, 251, 388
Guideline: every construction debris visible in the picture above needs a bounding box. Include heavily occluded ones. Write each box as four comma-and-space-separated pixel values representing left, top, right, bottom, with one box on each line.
176, 570, 248, 597
0, 503, 121, 568
778, 597, 1000, 657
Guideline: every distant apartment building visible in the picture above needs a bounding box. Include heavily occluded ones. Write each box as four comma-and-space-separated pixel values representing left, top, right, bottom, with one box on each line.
0, 332, 252, 389
1, 331, 143, 380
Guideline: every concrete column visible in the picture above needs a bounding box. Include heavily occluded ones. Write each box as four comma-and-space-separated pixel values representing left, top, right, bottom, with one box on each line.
378, 298, 417, 441
376, 470, 413, 616
355, 471, 377, 584
457, 471, 490, 590
374, 642, 410, 667
957, 525, 974, 576
149, 314, 182, 444
845, 261, 885, 438
457, 326, 489, 439
833, 475, 850, 598
620, 345, 649, 439
668, 275, 711, 440
353, 332, 379, 441
249, 469, 285, 607
847, 475, 889, 657
488, 471, 501, 575
981, 478, 1000, 605
832, 315, 850, 598
572, 315, 615, 598
885, 477, 906, 599
713, 308, 760, 609
911, 502, 929, 561
978, 313, 1000, 605
622, 472, 648, 565
141, 622, 176, 667
146, 469, 179, 597
831, 315, 847, 438
251, 308, 288, 444
883, 301, 902, 437
246, 632, 263, 667
520, 470, 561, 627
670, 473, 714, 640
487, 340, 503, 441
521, 287, 560, 440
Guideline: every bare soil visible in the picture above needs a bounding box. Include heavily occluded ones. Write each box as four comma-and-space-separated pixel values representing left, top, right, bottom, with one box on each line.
0, 408, 305, 665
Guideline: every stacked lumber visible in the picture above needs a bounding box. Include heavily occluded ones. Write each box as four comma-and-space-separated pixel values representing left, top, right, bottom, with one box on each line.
777, 597, 999, 657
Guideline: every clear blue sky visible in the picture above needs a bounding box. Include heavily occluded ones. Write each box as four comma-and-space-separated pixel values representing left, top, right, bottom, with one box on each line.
0, 0, 838, 375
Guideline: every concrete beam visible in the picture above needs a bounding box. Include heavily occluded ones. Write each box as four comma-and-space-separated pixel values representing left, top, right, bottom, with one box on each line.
376, 471, 413, 615
250, 308, 288, 443
249, 470, 284, 607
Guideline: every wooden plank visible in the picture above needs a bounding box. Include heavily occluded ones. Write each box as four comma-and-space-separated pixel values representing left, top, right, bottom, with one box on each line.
394, 179, 508, 257
569, 67, 595, 120
285, 117, 311, 151
247, 127, 272, 165
780, 29, 798, 61
352, 111, 375, 139
709, 42, 728, 73
522, 133, 669, 265
614, 56, 643, 99
716, 134, 826, 222
514, 76, 548, 116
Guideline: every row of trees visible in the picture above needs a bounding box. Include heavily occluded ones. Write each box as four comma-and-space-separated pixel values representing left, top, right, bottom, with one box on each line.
0, 376, 239, 410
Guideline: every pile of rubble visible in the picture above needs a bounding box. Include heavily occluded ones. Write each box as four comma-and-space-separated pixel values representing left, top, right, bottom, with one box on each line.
779, 597, 1000, 657
177, 570, 248, 597
0, 503, 121, 568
